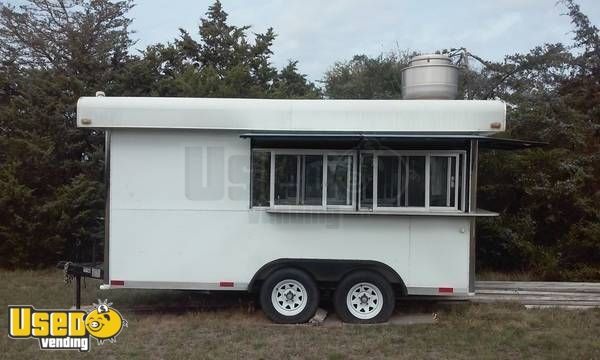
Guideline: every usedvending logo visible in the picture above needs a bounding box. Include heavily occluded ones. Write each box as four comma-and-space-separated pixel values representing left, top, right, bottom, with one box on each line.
8, 300, 127, 351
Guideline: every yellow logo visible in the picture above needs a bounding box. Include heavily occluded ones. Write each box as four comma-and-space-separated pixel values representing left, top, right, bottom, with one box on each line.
8, 300, 127, 351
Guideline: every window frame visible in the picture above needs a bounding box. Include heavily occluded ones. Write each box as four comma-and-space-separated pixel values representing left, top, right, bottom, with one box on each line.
359, 150, 467, 213
428, 154, 460, 211
326, 153, 355, 207
358, 152, 374, 210
250, 150, 272, 209
254, 148, 357, 211
251, 148, 467, 214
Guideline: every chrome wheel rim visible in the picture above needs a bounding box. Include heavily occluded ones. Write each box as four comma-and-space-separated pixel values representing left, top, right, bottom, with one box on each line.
346, 282, 383, 320
271, 279, 308, 316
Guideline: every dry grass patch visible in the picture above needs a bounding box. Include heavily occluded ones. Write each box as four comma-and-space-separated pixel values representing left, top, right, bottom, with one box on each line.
1, 269, 599, 359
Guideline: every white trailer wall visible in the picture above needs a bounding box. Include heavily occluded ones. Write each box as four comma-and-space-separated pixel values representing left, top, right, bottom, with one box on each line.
108, 129, 471, 294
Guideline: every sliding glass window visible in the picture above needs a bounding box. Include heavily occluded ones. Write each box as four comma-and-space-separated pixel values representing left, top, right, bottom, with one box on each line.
361, 151, 465, 212
302, 155, 324, 205
274, 154, 323, 206
359, 154, 374, 209
251, 149, 464, 213
251, 151, 271, 207
252, 150, 356, 209
429, 155, 459, 209
375, 155, 425, 208
406, 156, 426, 207
327, 155, 353, 206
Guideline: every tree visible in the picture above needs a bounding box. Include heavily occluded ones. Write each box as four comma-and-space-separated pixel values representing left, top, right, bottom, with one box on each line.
270, 61, 320, 99
324, 53, 409, 99
0, 0, 133, 85
0, 0, 319, 268
322, 2, 600, 279
0, 0, 134, 267
468, 1, 599, 279
114, 0, 320, 99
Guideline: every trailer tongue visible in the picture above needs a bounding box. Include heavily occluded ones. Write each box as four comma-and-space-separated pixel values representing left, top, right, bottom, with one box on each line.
58, 261, 103, 309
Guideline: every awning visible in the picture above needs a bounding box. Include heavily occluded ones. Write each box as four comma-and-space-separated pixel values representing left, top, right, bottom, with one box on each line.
240, 133, 547, 150
477, 137, 547, 150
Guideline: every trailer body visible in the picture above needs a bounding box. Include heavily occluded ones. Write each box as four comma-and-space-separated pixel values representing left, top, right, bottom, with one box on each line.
75, 97, 537, 304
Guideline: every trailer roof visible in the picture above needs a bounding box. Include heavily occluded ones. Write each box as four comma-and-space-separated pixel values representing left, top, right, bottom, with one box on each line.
77, 97, 506, 134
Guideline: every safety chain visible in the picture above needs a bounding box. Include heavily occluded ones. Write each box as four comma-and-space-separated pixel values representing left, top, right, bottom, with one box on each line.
63, 261, 74, 285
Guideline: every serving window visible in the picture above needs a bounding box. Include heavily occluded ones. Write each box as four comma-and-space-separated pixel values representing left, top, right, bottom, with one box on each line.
251, 149, 356, 210
359, 151, 466, 212
251, 149, 466, 213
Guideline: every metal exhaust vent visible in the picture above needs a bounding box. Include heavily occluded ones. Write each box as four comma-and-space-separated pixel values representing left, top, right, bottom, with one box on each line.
401, 54, 458, 100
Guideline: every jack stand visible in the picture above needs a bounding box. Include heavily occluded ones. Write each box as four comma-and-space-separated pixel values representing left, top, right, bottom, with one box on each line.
58, 261, 103, 310
74, 274, 81, 310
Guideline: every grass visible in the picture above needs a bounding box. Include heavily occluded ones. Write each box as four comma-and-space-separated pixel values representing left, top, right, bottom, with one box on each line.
477, 267, 600, 282
476, 271, 538, 281
1, 269, 600, 359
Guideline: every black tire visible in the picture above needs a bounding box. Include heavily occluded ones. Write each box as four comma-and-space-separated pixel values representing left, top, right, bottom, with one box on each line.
259, 268, 319, 324
334, 270, 395, 324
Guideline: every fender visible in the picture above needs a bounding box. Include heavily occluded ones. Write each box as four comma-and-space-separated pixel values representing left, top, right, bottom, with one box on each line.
248, 258, 407, 295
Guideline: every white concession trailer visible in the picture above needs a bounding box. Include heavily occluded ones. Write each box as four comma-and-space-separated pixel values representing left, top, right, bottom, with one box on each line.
70, 55, 541, 323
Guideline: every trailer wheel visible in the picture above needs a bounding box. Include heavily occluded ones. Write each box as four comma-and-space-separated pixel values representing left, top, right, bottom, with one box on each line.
334, 271, 395, 324
260, 268, 319, 324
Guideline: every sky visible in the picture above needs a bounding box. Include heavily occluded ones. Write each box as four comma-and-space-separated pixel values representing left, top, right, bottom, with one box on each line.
128, 0, 600, 82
